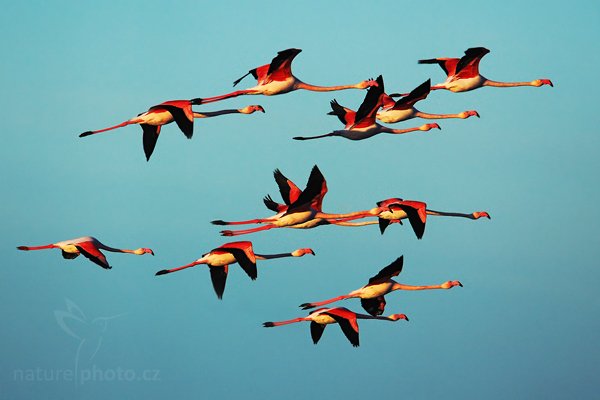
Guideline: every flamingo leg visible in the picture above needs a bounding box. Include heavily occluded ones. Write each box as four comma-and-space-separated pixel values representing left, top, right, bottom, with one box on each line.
299, 295, 352, 309
211, 217, 277, 226
220, 225, 275, 237
155, 261, 202, 276
193, 90, 256, 105
79, 121, 135, 137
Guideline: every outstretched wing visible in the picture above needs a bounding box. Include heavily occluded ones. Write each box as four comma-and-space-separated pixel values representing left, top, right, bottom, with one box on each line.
418, 57, 460, 78
361, 296, 387, 316
310, 322, 326, 345
156, 104, 194, 139
455, 47, 490, 79
368, 256, 404, 284
267, 48, 302, 81
209, 265, 228, 299
327, 99, 355, 127
391, 79, 431, 110
273, 169, 302, 205
141, 124, 161, 161
323, 309, 360, 347
213, 246, 257, 280
353, 75, 384, 128
75, 242, 110, 269
287, 165, 327, 213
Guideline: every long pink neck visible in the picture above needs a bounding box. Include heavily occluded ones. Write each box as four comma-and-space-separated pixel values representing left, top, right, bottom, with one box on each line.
195, 90, 256, 105
482, 79, 537, 87
380, 126, 421, 135
392, 282, 445, 291
414, 111, 464, 119
17, 244, 56, 251
295, 81, 363, 92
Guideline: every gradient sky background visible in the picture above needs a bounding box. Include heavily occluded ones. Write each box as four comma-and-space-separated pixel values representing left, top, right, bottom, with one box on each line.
1, 1, 598, 399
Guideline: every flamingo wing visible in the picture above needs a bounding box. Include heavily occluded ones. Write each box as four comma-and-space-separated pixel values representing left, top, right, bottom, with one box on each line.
156, 104, 193, 139
391, 79, 431, 110
392, 202, 427, 239
209, 265, 228, 299
310, 322, 326, 344
266, 48, 301, 81
141, 124, 161, 161
263, 195, 285, 213
287, 165, 327, 213
418, 57, 460, 78
323, 309, 360, 347
368, 256, 404, 284
214, 246, 257, 280
353, 75, 384, 129
273, 169, 302, 205
360, 296, 387, 316
61, 250, 79, 260
75, 242, 110, 269
327, 99, 355, 127
455, 47, 490, 79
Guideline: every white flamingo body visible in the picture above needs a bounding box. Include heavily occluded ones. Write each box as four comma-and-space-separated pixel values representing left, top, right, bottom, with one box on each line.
441, 75, 487, 92
376, 108, 416, 124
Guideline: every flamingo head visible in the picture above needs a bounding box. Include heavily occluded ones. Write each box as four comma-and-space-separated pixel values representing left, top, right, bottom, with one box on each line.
472, 211, 491, 220
388, 314, 409, 321
460, 110, 480, 118
420, 123, 441, 131
292, 248, 315, 257
442, 280, 463, 289
135, 248, 154, 256
241, 105, 265, 114
533, 79, 553, 87
358, 78, 379, 89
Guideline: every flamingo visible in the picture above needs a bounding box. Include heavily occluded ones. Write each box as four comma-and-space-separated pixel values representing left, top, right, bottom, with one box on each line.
392, 47, 553, 95
376, 79, 479, 124
376, 197, 491, 236
300, 256, 462, 316
79, 100, 264, 160
263, 307, 408, 347
213, 166, 380, 236
155, 241, 314, 299
16, 236, 154, 270
293, 76, 441, 141
194, 48, 377, 104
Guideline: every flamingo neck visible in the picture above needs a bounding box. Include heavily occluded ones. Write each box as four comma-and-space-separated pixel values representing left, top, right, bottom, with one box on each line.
392, 282, 444, 291
255, 252, 293, 260
426, 209, 476, 219
482, 79, 536, 88
382, 126, 421, 135
414, 111, 461, 119
354, 313, 396, 321
193, 109, 241, 118
295, 81, 362, 92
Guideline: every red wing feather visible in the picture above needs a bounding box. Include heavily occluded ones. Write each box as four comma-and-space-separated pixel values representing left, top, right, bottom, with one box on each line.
75, 242, 110, 269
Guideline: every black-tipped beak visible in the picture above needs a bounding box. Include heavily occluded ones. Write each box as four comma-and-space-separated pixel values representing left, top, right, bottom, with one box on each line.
458, 282, 464, 287
475, 112, 480, 118
309, 250, 316, 256
150, 250, 155, 256
405, 316, 409, 322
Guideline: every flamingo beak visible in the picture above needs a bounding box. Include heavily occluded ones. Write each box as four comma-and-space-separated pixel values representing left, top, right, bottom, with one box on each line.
257, 106, 265, 113
472, 111, 480, 118
458, 282, 463, 287
309, 249, 315, 255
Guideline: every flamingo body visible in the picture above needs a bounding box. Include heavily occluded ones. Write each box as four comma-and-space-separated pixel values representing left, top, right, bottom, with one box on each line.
17, 236, 153, 270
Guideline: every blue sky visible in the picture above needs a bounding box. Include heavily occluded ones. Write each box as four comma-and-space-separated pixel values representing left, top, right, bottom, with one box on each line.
1, 1, 599, 399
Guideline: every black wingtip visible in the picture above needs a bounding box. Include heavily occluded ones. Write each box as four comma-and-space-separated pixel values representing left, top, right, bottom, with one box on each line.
263, 322, 275, 327
211, 220, 227, 225
155, 270, 169, 276
79, 131, 93, 138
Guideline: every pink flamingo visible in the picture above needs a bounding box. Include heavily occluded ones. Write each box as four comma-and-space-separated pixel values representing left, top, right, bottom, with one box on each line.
17, 236, 153, 269
293, 75, 441, 141
300, 256, 462, 316
80, 100, 264, 160
213, 166, 380, 236
377, 79, 479, 123
263, 307, 408, 347
195, 48, 377, 104
155, 241, 314, 299
392, 47, 552, 95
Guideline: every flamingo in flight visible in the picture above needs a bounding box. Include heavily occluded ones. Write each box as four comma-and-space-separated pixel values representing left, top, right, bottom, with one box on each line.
293, 76, 441, 141
300, 256, 462, 317
213, 166, 380, 236
376, 79, 479, 124
194, 48, 377, 104
375, 197, 491, 237
80, 100, 264, 160
155, 241, 314, 299
263, 307, 408, 347
391, 47, 553, 96
17, 236, 154, 270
